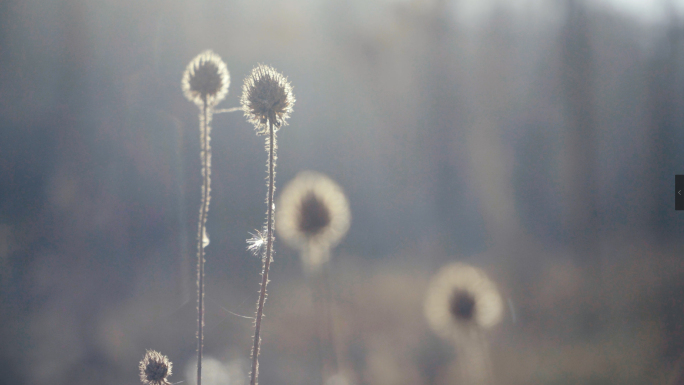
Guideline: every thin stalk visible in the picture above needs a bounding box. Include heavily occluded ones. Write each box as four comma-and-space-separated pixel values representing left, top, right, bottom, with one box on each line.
250, 119, 276, 385
196, 99, 211, 385
310, 265, 337, 381
321, 264, 340, 378
477, 332, 495, 385
213, 107, 242, 114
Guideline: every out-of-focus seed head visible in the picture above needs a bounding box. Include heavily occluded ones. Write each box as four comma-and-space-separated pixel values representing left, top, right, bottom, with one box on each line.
241, 64, 295, 134
182, 50, 230, 107
139, 350, 173, 385
424, 263, 503, 343
450, 289, 476, 322
298, 192, 332, 236
277, 171, 350, 250
276, 172, 350, 272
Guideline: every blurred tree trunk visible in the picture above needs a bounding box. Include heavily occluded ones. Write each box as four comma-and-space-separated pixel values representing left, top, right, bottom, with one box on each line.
648, 15, 684, 362
465, 10, 522, 249
422, 0, 476, 254
647, 16, 684, 241
560, 0, 598, 264
424, 4, 522, 253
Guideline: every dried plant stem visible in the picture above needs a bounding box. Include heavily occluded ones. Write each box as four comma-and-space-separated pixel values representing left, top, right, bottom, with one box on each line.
250, 119, 277, 385
196, 99, 212, 385
323, 267, 343, 377
310, 266, 338, 380
477, 332, 495, 385
213, 107, 242, 114
457, 335, 494, 385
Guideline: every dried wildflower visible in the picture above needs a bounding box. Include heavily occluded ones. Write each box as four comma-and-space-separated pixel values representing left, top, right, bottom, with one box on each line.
182, 50, 230, 107
244, 64, 295, 385
139, 350, 173, 385
241, 64, 295, 133
276, 171, 350, 272
424, 263, 503, 342
181, 49, 230, 385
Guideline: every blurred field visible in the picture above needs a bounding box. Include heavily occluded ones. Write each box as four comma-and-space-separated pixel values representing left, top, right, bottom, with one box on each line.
1, 0, 683, 384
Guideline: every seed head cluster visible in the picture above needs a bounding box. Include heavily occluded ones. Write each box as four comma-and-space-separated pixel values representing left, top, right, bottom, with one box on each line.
424, 263, 503, 342
139, 350, 173, 385
182, 50, 230, 107
241, 64, 295, 133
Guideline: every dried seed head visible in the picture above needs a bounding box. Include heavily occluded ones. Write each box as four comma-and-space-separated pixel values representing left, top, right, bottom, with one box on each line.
424, 263, 503, 343
276, 172, 350, 271
241, 64, 295, 133
182, 50, 230, 107
139, 350, 173, 385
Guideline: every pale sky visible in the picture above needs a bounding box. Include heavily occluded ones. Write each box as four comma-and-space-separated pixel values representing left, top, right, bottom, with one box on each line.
444, 0, 684, 26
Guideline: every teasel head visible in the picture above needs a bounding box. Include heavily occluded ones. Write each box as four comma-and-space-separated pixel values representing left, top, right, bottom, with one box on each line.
241, 64, 295, 134
139, 350, 173, 385
424, 263, 503, 342
276, 171, 350, 273
182, 50, 230, 107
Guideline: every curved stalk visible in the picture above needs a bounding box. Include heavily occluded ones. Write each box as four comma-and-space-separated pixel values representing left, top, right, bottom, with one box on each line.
197, 99, 211, 385
250, 119, 276, 385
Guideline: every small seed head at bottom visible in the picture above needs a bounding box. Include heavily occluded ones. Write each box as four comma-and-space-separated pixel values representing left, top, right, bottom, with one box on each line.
139, 350, 173, 385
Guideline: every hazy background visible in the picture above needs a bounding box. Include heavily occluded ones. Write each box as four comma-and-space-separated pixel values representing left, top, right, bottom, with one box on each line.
1, 0, 684, 384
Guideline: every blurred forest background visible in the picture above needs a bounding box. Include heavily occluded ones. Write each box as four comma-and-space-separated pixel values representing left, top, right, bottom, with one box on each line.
1, 0, 684, 384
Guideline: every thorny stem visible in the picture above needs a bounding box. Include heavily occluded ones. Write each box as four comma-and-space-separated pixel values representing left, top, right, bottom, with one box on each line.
250, 119, 276, 385
197, 99, 211, 385
213, 106, 242, 114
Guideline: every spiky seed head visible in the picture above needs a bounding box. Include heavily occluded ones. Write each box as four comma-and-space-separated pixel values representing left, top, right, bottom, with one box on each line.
276, 172, 350, 271
241, 64, 295, 133
139, 350, 173, 385
424, 263, 503, 343
182, 50, 230, 107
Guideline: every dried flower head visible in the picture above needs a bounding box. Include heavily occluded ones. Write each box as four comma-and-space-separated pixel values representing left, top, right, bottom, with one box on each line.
241, 64, 295, 133
424, 263, 503, 342
276, 171, 350, 271
182, 50, 230, 107
139, 350, 173, 385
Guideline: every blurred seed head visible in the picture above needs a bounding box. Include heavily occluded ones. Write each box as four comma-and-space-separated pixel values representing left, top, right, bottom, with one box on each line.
184, 356, 241, 385
241, 64, 295, 133
450, 290, 476, 321
276, 172, 350, 270
325, 373, 353, 385
299, 192, 332, 235
139, 350, 173, 385
182, 50, 230, 107
424, 263, 503, 342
